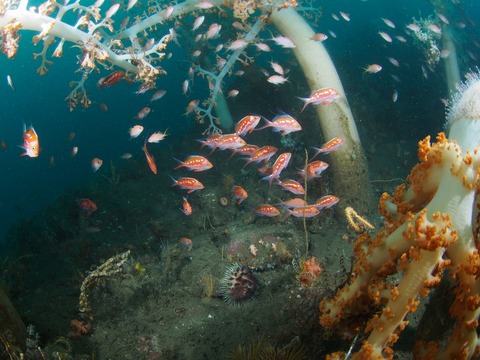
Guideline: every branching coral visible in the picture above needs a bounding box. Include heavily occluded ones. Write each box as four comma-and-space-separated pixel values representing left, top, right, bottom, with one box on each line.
0, 0, 171, 110
319, 72, 480, 359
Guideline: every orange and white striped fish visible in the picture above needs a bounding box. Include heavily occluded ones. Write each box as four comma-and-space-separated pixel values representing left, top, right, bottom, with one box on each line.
256, 115, 301, 136
227, 144, 259, 160
232, 185, 248, 205
170, 176, 204, 194
261, 152, 291, 186
298, 88, 341, 112
20, 124, 40, 158
181, 197, 192, 215
311, 137, 344, 158
174, 155, 213, 172
300, 160, 329, 180
277, 198, 307, 209
243, 145, 278, 168
314, 195, 339, 209
235, 115, 261, 137
198, 134, 222, 150
275, 179, 305, 195
214, 134, 246, 151
255, 204, 281, 217
286, 205, 320, 218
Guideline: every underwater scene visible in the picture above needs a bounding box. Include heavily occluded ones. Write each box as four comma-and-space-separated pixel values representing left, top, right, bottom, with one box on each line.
1, 0, 480, 358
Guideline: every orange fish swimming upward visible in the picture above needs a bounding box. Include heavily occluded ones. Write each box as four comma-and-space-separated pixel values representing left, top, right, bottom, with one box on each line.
20, 124, 40, 157
181, 197, 192, 215
311, 137, 344, 158
143, 140, 157, 174
261, 152, 291, 186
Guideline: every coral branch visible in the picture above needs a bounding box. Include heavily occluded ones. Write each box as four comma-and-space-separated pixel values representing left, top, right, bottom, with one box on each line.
320, 73, 480, 359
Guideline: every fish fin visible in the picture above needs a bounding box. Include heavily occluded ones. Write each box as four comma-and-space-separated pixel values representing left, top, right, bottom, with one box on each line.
255, 117, 272, 131
310, 147, 323, 159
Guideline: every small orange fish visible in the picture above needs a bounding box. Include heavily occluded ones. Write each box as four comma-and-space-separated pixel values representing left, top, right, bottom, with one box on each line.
198, 134, 222, 150
275, 179, 305, 195
310, 33, 328, 42
77, 198, 97, 216
232, 185, 248, 205
0, 139, 6, 152
170, 176, 204, 194
255, 204, 281, 217
227, 144, 259, 160
243, 145, 278, 168
98, 70, 125, 88
214, 134, 246, 151
300, 160, 329, 180
277, 198, 307, 209
20, 124, 40, 158
174, 155, 213, 172
181, 197, 192, 215
143, 141, 157, 174
185, 100, 199, 115
235, 115, 261, 137
135, 107, 151, 120
298, 88, 340, 113
179, 237, 193, 251
311, 137, 344, 158
314, 195, 339, 209
261, 152, 291, 186
91, 157, 103, 172
256, 115, 301, 136
287, 205, 320, 218
363, 64, 382, 74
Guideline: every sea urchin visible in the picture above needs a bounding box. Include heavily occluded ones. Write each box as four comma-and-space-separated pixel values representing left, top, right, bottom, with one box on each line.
220, 263, 258, 305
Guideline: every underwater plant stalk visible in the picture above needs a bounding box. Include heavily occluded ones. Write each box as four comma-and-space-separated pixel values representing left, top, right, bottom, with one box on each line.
442, 28, 461, 96
0, 285, 26, 351
303, 149, 309, 256
270, 7, 374, 211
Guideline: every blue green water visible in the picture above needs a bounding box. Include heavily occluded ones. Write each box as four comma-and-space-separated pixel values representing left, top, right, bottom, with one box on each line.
0, 0, 478, 241
0, 0, 479, 357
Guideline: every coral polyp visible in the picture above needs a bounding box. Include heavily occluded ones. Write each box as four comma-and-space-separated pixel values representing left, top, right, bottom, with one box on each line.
220, 263, 258, 305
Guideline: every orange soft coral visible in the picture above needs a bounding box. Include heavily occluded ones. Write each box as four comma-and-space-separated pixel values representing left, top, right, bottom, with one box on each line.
319, 72, 480, 359
297, 256, 323, 287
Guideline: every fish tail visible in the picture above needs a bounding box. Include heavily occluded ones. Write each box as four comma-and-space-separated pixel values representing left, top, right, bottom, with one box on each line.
255, 117, 272, 131
167, 174, 177, 185
172, 156, 183, 167
310, 147, 323, 159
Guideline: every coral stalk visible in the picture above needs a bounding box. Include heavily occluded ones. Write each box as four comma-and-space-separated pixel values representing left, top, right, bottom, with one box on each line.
270, 7, 374, 211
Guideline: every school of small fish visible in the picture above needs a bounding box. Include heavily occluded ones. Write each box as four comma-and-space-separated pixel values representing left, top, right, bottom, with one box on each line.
4, 0, 477, 246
